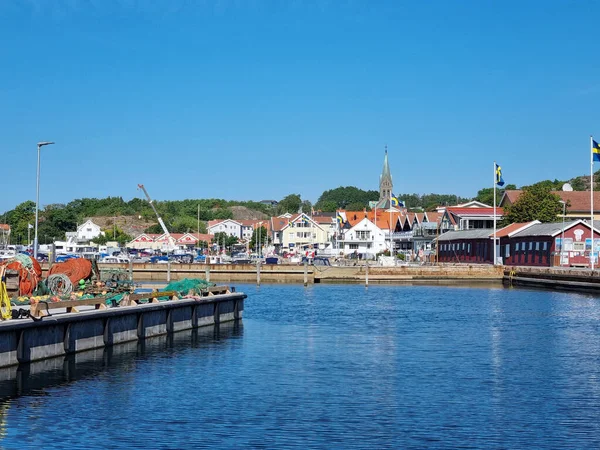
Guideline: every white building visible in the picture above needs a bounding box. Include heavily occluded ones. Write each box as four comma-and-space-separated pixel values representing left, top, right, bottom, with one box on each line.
77, 220, 104, 242
339, 216, 387, 259
207, 219, 242, 238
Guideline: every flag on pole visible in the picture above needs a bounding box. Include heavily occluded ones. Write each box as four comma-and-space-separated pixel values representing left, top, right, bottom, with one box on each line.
593, 140, 600, 162
391, 195, 399, 207
28, 223, 34, 229
336, 212, 344, 226
495, 163, 505, 187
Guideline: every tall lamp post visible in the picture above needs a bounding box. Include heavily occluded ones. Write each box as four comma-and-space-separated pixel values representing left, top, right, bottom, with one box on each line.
34, 141, 55, 260
559, 200, 566, 266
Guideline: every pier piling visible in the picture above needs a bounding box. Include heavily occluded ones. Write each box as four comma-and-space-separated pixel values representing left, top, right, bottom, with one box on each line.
303, 261, 308, 287
256, 260, 261, 286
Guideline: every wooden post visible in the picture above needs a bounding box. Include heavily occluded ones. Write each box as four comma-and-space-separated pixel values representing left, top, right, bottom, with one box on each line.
303, 260, 308, 287
128, 259, 133, 282
365, 260, 369, 287
205, 265, 210, 283
256, 260, 261, 286
167, 260, 171, 282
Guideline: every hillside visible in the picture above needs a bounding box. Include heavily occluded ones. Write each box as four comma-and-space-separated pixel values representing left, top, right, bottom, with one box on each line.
86, 215, 156, 238
88, 205, 268, 237
228, 206, 269, 220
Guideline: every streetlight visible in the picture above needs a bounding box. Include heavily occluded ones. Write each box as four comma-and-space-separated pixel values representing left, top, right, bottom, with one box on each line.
559, 200, 566, 265
34, 141, 55, 260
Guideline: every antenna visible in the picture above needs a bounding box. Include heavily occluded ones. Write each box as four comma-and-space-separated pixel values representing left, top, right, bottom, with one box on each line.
562, 183, 573, 192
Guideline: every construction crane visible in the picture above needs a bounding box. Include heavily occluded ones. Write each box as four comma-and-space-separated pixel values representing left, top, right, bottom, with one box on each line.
137, 184, 176, 252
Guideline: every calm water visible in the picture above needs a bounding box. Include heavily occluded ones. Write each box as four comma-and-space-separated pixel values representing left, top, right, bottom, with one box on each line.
1, 284, 600, 449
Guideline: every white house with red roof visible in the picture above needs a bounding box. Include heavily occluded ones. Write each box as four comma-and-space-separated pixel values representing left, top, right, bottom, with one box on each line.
126, 232, 213, 251
207, 219, 243, 239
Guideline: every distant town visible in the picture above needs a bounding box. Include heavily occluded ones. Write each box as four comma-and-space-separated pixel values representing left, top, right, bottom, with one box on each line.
2, 150, 600, 268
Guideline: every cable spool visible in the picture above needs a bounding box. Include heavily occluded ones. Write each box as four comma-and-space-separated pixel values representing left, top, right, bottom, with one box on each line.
46, 274, 73, 297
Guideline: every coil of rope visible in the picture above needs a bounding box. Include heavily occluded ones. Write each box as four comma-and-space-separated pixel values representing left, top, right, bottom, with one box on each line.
46, 274, 73, 296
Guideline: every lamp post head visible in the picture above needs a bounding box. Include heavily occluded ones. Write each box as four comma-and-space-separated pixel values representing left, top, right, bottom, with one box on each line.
37, 141, 55, 148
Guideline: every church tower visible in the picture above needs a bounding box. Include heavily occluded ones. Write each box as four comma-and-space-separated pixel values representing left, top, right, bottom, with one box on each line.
379, 146, 393, 205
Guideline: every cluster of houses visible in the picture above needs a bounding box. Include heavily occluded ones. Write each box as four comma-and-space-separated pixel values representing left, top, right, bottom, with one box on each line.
4, 151, 600, 267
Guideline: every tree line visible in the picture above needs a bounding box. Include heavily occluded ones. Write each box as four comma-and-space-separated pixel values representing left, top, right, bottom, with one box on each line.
4, 172, 599, 245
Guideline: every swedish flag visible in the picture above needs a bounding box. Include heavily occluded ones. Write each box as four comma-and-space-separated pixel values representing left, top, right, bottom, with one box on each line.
593, 140, 600, 162
336, 212, 344, 226
391, 195, 399, 207
495, 163, 505, 187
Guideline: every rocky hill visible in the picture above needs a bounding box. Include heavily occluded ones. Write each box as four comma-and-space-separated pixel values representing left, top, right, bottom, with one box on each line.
88, 206, 268, 237
86, 215, 155, 237
228, 206, 269, 220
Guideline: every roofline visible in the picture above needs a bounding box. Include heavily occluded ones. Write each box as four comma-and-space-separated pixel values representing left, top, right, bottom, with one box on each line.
505, 220, 541, 237
548, 219, 600, 237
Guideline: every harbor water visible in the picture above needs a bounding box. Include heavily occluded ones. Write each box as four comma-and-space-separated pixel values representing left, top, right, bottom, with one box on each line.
1, 284, 600, 449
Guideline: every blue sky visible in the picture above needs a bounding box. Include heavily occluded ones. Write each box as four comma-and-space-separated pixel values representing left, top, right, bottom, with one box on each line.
1, 0, 599, 212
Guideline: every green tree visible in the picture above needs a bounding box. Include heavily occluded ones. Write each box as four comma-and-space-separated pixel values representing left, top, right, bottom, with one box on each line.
277, 194, 303, 214
474, 184, 516, 206
316, 200, 339, 212
570, 177, 586, 191
315, 187, 378, 210
501, 185, 562, 225
211, 232, 239, 253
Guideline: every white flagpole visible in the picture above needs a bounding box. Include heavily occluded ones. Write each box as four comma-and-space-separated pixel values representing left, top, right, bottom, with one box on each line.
493, 161, 497, 266
591, 136, 595, 270
389, 193, 393, 257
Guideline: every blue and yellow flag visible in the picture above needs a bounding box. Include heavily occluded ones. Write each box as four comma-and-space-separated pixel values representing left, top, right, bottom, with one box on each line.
495, 163, 505, 187
391, 195, 399, 207
336, 212, 344, 226
593, 140, 600, 162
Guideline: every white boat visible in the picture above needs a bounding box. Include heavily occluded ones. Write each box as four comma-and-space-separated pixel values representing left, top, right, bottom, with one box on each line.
0, 248, 16, 260
99, 255, 131, 264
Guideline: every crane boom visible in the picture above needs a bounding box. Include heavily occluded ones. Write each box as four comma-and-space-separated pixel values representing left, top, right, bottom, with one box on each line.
137, 184, 175, 251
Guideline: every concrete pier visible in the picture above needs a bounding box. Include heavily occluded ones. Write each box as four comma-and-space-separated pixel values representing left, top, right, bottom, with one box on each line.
0, 292, 246, 369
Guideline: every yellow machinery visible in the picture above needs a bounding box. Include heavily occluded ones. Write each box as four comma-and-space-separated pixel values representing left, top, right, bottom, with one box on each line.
0, 266, 11, 320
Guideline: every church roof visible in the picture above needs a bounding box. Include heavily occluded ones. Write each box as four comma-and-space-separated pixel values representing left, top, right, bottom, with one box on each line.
380, 149, 392, 185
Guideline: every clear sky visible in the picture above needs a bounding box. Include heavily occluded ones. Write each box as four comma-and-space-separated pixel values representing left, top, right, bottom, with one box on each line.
1, 0, 599, 213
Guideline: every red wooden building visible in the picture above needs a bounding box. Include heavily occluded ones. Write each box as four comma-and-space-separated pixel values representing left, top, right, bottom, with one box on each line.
435, 220, 600, 267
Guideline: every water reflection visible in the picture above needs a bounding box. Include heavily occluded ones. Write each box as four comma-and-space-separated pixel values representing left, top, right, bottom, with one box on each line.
0, 322, 243, 399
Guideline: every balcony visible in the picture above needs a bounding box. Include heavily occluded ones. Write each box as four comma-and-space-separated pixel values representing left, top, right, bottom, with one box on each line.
391, 231, 413, 241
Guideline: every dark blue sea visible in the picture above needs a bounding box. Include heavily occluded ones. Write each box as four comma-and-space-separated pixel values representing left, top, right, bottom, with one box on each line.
1, 284, 600, 449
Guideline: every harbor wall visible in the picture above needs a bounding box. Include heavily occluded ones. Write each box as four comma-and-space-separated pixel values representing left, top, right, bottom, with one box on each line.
41, 262, 504, 284
503, 266, 600, 293
0, 292, 246, 369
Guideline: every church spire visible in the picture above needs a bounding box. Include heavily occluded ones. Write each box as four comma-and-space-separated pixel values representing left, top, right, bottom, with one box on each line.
379, 145, 393, 205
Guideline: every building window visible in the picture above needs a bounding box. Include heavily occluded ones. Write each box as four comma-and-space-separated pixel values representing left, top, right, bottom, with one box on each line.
543, 242, 548, 251
349, 244, 359, 249
529, 242, 533, 251
289, 233, 294, 239
535, 242, 540, 251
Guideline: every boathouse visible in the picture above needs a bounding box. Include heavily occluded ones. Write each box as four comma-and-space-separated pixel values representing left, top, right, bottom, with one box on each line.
435, 220, 600, 267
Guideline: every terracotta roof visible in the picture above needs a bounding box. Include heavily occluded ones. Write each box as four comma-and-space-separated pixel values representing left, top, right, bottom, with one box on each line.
495, 221, 539, 238
555, 191, 600, 212
0, 224, 9, 231
501, 190, 600, 212
187, 233, 214, 242
500, 190, 523, 206
425, 211, 443, 223
270, 217, 290, 232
